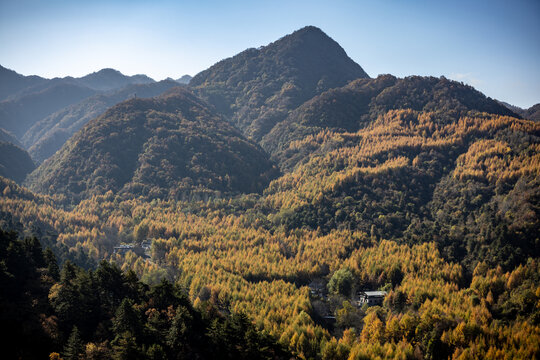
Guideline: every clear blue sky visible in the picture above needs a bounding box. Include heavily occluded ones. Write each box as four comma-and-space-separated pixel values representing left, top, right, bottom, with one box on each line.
1, 0, 539, 108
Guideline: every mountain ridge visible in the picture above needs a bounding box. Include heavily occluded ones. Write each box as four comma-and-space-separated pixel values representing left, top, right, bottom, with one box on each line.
262, 74, 519, 170
25, 87, 279, 201
23, 79, 180, 163
191, 26, 369, 141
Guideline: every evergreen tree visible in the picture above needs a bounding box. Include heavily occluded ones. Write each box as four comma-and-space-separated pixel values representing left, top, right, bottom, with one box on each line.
112, 298, 140, 337
111, 332, 140, 360
166, 305, 195, 358
63, 326, 83, 360
44, 248, 60, 280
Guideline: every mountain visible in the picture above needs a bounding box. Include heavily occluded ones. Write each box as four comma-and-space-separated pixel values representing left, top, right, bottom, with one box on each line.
0, 67, 159, 143
0, 127, 33, 183
0, 141, 35, 183
176, 75, 192, 84
26, 87, 278, 201
500, 101, 540, 122
2, 67, 155, 100
0, 65, 48, 101
255, 71, 534, 270
0, 128, 23, 148
499, 100, 523, 114
524, 103, 540, 121
76, 68, 154, 91
262, 75, 520, 170
1, 27, 540, 360
191, 26, 369, 141
0, 83, 97, 139
265, 107, 539, 268
23, 80, 179, 163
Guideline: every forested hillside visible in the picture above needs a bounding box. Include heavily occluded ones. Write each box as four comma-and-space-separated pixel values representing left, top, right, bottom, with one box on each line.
1, 26, 539, 360
524, 103, 540, 122
0, 65, 48, 100
25, 87, 278, 201
262, 75, 517, 170
0, 83, 97, 139
0, 142, 35, 183
0, 229, 289, 359
509, 103, 540, 122
191, 26, 369, 141
0, 127, 23, 147
0, 66, 159, 160
24, 79, 179, 163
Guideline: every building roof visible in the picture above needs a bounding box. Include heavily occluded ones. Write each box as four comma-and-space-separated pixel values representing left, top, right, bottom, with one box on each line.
362, 291, 387, 297
114, 244, 134, 249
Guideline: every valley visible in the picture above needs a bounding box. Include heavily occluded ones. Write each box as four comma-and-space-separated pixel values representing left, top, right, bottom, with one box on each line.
1, 26, 539, 360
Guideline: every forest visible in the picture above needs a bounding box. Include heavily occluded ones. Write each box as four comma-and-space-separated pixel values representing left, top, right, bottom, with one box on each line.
0, 26, 539, 359
0, 229, 289, 359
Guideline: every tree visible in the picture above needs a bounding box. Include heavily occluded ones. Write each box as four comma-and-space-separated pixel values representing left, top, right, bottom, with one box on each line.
111, 332, 140, 360
49, 353, 63, 360
336, 301, 362, 330
63, 326, 83, 360
388, 266, 404, 287
166, 305, 195, 358
44, 248, 60, 280
146, 344, 167, 360
112, 298, 140, 337
328, 268, 354, 296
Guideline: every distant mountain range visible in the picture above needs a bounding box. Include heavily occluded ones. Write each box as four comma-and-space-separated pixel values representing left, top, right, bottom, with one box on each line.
0, 82, 97, 139
0, 66, 48, 101
0, 66, 154, 101
75, 68, 154, 91
500, 101, 540, 122
176, 75, 192, 84
0, 66, 156, 140
23, 80, 179, 163
0, 67, 193, 167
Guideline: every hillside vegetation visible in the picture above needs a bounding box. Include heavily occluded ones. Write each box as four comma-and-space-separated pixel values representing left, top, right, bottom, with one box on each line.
1, 26, 539, 360
191, 26, 369, 141
0, 83, 97, 139
24, 80, 179, 163
262, 75, 517, 170
26, 88, 278, 201
0, 142, 35, 183
0, 229, 289, 359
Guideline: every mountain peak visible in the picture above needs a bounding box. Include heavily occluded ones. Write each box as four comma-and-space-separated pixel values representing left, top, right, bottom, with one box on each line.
191, 26, 368, 140
77, 68, 154, 91
79, 68, 126, 81
91, 68, 122, 76
176, 74, 192, 84
286, 25, 328, 39
265, 26, 364, 69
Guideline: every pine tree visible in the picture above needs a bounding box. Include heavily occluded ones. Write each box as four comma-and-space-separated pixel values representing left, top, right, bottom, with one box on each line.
63, 326, 83, 360
112, 298, 140, 337
44, 248, 60, 280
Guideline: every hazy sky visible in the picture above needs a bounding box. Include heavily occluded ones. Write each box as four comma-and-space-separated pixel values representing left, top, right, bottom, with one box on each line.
1, 0, 539, 108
